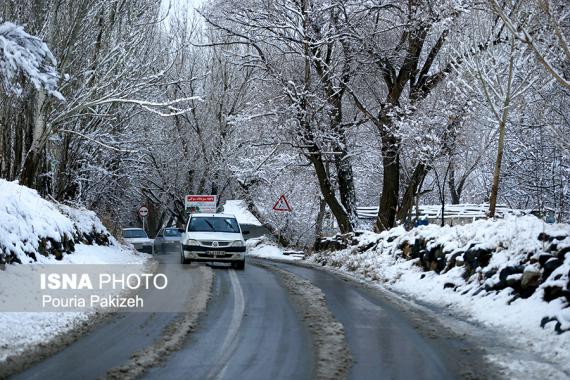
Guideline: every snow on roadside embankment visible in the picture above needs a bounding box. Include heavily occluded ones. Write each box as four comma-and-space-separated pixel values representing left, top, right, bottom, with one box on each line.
0, 178, 121, 264
246, 237, 303, 261
223, 200, 262, 226
0, 179, 150, 367
308, 215, 570, 377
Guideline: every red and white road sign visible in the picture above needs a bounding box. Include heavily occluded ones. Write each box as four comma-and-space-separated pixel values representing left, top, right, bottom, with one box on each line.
186, 195, 216, 203
272, 194, 292, 212
185, 195, 217, 214
138, 206, 149, 217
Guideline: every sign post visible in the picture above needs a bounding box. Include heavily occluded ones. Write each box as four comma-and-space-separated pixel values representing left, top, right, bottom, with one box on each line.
272, 195, 292, 245
139, 206, 149, 232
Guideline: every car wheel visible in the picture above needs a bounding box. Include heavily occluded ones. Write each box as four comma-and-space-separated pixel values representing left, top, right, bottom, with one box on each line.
233, 260, 245, 270
180, 255, 188, 264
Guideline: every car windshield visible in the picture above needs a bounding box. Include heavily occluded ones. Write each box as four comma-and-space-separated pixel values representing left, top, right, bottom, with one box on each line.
123, 229, 148, 239
164, 228, 181, 237
188, 217, 240, 233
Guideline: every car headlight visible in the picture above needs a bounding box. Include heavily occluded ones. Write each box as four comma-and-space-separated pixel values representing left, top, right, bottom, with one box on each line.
185, 239, 200, 246
231, 240, 244, 247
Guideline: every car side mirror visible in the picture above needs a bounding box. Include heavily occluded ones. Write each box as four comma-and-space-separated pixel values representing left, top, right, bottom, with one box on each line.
177, 228, 185, 233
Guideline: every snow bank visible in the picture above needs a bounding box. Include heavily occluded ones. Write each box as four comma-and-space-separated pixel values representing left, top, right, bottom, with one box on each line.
0, 180, 151, 368
223, 200, 261, 226
56, 204, 115, 245
0, 179, 112, 263
0, 244, 149, 365
246, 238, 302, 261
309, 215, 570, 376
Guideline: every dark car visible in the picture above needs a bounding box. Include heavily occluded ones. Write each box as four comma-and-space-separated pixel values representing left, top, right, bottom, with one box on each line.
154, 227, 182, 254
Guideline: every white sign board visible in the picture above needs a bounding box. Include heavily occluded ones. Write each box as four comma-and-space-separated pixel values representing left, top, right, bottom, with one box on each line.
185, 195, 217, 214
138, 206, 149, 217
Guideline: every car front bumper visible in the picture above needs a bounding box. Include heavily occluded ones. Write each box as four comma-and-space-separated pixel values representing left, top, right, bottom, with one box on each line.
155, 241, 181, 253
182, 245, 245, 262
133, 244, 154, 255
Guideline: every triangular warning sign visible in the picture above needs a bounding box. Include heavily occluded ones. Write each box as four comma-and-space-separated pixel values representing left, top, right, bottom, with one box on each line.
273, 194, 292, 212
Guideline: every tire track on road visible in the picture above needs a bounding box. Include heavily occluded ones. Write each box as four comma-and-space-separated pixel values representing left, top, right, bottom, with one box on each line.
207, 269, 245, 380
105, 265, 213, 379
256, 262, 353, 380
143, 263, 314, 380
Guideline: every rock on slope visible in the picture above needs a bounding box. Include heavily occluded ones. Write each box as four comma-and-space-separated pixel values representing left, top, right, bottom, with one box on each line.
312, 215, 570, 334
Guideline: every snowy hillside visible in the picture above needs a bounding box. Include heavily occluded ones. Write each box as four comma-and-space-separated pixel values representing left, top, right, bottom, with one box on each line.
222, 200, 261, 226
0, 180, 149, 366
0, 179, 115, 264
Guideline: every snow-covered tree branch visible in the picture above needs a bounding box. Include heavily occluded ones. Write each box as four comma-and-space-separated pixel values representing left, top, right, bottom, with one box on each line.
0, 22, 63, 99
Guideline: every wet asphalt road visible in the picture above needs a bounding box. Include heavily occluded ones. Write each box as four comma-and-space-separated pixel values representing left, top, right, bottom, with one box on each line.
11, 248, 492, 380
261, 260, 484, 380
12, 249, 197, 380
144, 263, 313, 380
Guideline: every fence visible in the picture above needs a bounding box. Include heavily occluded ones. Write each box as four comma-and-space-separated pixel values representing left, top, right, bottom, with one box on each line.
357, 204, 523, 225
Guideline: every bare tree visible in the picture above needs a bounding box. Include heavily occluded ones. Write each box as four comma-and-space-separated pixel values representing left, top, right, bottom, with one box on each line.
488, 0, 570, 90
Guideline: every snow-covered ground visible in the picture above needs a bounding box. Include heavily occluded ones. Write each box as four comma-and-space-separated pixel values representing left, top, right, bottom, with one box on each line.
246, 238, 303, 261
224, 200, 303, 261
0, 245, 149, 363
306, 215, 570, 378
223, 200, 262, 226
0, 180, 151, 365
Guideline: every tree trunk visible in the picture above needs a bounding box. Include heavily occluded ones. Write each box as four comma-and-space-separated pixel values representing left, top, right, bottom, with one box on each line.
313, 196, 327, 249
448, 161, 461, 204
12, 110, 25, 180
397, 162, 429, 222
298, 0, 352, 235
19, 90, 48, 189
0, 110, 10, 179
488, 117, 507, 217
376, 131, 400, 232
334, 145, 357, 225
308, 150, 353, 234
488, 42, 514, 218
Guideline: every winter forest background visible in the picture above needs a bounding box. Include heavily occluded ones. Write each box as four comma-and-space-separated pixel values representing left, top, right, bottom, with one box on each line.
0, 0, 568, 247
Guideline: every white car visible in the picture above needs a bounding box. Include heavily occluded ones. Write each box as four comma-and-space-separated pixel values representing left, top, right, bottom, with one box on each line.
122, 228, 154, 255
181, 213, 247, 270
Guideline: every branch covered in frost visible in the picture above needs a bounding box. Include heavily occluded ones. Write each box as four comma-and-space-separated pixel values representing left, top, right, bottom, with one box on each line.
487, 0, 570, 90
0, 22, 64, 99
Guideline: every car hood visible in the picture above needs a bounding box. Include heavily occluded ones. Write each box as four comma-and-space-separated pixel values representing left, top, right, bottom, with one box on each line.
183, 231, 243, 242
125, 237, 153, 244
